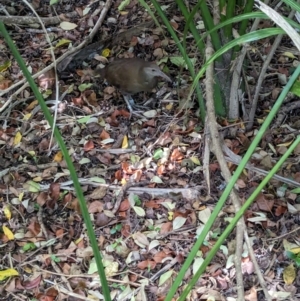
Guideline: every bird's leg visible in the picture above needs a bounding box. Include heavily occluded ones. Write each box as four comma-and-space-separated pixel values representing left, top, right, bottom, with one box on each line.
140, 96, 156, 107
122, 94, 148, 118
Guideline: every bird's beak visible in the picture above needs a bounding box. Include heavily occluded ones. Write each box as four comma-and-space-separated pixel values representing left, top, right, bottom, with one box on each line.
157, 70, 172, 83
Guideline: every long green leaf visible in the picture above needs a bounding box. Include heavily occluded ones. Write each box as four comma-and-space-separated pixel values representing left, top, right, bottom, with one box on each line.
191, 28, 284, 94
0, 22, 111, 301
179, 137, 300, 300
147, 0, 206, 121
165, 57, 300, 301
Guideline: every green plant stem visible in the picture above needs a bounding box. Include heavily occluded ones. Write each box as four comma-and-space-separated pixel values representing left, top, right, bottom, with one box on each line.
178, 0, 225, 116
177, 0, 205, 54
0, 22, 111, 301
165, 58, 300, 301
233, 0, 255, 58
224, 0, 236, 38
199, 0, 222, 52
282, 0, 300, 11
148, 0, 206, 122
219, 0, 226, 22
239, 0, 255, 35
191, 28, 284, 94
179, 136, 300, 300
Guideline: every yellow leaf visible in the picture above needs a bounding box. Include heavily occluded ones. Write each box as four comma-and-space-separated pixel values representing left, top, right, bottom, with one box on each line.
283, 239, 300, 253
277, 140, 293, 147
3, 225, 14, 240
23, 266, 33, 273
55, 38, 71, 48
23, 113, 32, 121
101, 48, 111, 58
32, 176, 42, 182
4, 206, 11, 220
19, 192, 24, 201
122, 135, 128, 149
0, 268, 19, 281
0, 60, 11, 72
121, 178, 127, 185
13, 132, 22, 145
53, 151, 63, 162
282, 51, 296, 59
290, 247, 300, 254
165, 103, 173, 110
75, 237, 83, 245
257, 118, 264, 124
105, 261, 119, 277
283, 264, 296, 285
190, 156, 201, 165
168, 211, 174, 221
26, 99, 38, 110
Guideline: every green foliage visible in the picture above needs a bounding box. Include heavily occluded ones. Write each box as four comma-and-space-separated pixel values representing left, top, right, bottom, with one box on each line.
110, 224, 122, 235
110, 238, 123, 252
133, 194, 142, 206
291, 187, 300, 194
34, 203, 40, 211
50, 255, 61, 263
0, 22, 111, 301
286, 251, 300, 267
49, 0, 59, 5
153, 148, 163, 160
147, 224, 160, 231
290, 80, 300, 97
23, 242, 36, 252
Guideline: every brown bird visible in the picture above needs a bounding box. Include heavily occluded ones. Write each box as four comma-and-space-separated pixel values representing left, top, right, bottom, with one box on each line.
97, 58, 172, 117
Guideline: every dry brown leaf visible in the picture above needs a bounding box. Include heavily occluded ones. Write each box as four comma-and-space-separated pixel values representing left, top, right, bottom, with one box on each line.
137, 260, 156, 270
84, 140, 94, 151
88, 201, 104, 213
144, 200, 161, 209
159, 222, 172, 234
170, 149, 184, 161
27, 221, 41, 236
100, 129, 110, 140
245, 287, 257, 301
119, 199, 130, 212
88, 186, 107, 200
95, 212, 110, 227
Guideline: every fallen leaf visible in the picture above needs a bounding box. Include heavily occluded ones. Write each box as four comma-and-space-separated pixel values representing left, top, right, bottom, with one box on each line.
3, 225, 14, 240
13, 131, 22, 145
283, 264, 296, 285
4, 205, 11, 220
60, 21, 77, 30
84, 140, 94, 151
0, 268, 19, 281
137, 260, 156, 270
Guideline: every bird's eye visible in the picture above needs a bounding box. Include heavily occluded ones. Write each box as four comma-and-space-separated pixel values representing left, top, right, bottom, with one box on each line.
152, 69, 155, 72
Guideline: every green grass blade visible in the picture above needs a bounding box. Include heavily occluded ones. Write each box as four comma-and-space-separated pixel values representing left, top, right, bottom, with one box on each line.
0, 22, 111, 301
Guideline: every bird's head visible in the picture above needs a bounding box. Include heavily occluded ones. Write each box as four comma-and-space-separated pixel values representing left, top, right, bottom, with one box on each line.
143, 65, 172, 83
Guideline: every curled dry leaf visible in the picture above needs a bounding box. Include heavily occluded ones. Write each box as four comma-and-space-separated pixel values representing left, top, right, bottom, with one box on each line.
137, 259, 156, 270
88, 201, 104, 213
95, 212, 110, 227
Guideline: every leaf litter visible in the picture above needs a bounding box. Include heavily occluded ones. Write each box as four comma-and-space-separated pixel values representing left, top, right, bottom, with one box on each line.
1, 1, 300, 301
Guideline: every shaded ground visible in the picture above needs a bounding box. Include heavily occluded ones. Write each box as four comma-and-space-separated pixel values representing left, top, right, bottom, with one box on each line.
1, 1, 300, 301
